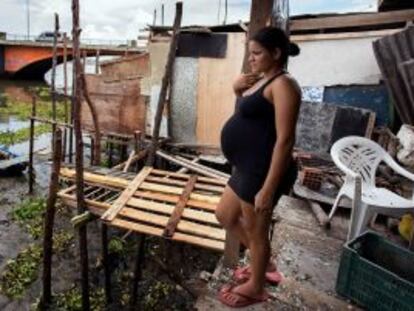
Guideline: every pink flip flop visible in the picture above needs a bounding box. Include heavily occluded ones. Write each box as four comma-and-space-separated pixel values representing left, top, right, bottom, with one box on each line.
233, 265, 284, 284
218, 284, 269, 308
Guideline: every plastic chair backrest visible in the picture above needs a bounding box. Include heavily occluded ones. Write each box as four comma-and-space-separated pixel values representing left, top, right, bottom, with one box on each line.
330, 136, 385, 186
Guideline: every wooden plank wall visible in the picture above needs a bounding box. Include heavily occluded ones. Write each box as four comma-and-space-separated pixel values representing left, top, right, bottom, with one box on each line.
196, 33, 245, 146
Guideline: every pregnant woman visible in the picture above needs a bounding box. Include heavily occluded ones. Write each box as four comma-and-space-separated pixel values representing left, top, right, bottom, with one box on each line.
216, 26, 301, 308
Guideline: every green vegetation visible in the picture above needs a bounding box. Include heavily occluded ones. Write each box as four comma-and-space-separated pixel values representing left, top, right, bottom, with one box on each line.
143, 281, 175, 311
54, 287, 106, 311
0, 93, 67, 122
31, 287, 106, 311
1, 198, 74, 299
0, 86, 68, 146
0, 244, 42, 299
0, 123, 52, 147
108, 236, 127, 255
11, 197, 46, 239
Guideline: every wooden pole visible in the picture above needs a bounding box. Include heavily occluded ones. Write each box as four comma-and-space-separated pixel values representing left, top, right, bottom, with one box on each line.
223, 0, 228, 25
81, 72, 101, 165
41, 128, 63, 307
95, 50, 100, 74
72, 0, 90, 309
63, 32, 69, 160
82, 50, 87, 71
51, 13, 60, 148
161, 4, 165, 26
69, 35, 75, 164
28, 95, 36, 194
129, 234, 146, 308
101, 224, 112, 303
242, 0, 273, 72
153, 9, 157, 26
146, 2, 183, 166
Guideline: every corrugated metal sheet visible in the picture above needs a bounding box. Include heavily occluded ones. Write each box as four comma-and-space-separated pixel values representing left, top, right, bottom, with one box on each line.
373, 26, 414, 125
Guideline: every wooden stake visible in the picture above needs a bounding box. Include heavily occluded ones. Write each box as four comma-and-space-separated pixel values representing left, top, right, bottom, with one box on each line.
63, 32, 69, 160
101, 224, 112, 303
146, 2, 183, 166
51, 13, 60, 148
129, 234, 146, 308
81, 72, 101, 165
28, 95, 36, 194
161, 4, 165, 26
242, 0, 273, 72
72, 0, 90, 309
95, 50, 100, 74
153, 9, 157, 26
41, 128, 63, 307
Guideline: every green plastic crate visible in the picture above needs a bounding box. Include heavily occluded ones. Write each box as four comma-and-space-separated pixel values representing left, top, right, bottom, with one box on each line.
336, 231, 414, 311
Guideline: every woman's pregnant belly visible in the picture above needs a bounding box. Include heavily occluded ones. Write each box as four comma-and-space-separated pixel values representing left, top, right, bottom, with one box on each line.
221, 113, 275, 174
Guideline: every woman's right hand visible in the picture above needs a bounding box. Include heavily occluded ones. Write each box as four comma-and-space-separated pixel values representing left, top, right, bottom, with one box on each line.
233, 73, 260, 96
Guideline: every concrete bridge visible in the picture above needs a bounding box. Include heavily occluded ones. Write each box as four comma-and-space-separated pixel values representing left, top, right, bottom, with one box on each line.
0, 39, 144, 79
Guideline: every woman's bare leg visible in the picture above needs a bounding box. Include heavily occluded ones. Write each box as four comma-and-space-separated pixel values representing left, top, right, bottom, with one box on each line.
232, 201, 272, 296
215, 185, 249, 248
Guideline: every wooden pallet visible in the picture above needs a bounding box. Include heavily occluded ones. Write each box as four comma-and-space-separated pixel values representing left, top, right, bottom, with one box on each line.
58, 166, 227, 251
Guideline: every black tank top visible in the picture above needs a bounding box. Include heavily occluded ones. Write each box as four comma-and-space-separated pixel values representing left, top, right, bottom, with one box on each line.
221, 70, 286, 176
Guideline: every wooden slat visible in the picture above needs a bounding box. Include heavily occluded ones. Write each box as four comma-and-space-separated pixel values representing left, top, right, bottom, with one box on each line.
291, 28, 403, 42
59, 193, 225, 251
60, 167, 221, 208
127, 197, 219, 225
290, 9, 414, 32
120, 207, 225, 241
112, 218, 224, 251
164, 175, 197, 237
60, 167, 129, 188
134, 191, 216, 211
101, 166, 152, 221
151, 168, 227, 186
140, 182, 221, 204
60, 192, 224, 240
146, 176, 224, 193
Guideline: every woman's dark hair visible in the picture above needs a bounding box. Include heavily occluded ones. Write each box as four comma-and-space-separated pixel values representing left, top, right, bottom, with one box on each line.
251, 26, 300, 65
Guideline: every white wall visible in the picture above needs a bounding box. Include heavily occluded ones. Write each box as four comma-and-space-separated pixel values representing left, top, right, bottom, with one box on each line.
289, 36, 384, 87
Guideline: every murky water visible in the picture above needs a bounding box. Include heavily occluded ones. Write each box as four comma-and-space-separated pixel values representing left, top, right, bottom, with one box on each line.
0, 79, 48, 154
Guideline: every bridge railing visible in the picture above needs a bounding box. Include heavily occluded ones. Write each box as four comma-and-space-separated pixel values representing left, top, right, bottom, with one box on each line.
2, 33, 145, 48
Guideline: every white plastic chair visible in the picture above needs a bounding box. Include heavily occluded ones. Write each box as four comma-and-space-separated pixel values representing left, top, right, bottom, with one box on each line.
329, 136, 414, 241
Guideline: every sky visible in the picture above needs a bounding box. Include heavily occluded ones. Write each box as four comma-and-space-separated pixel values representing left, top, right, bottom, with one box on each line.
0, 0, 377, 42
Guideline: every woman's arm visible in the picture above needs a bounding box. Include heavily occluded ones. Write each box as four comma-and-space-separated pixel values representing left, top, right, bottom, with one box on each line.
254, 76, 301, 212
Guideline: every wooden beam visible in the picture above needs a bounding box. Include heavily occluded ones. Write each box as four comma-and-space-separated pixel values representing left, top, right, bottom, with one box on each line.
127, 197, 219, 225
60, 195, 225, 251
151, 168, 227, 186
145, 176, 224, 193
101, 166, 152, 222
290, 9, 414, 32
41, 128, 62, 307
71, 0, 90, 309
164, 175, 197, 237
134, 191, 216, 211
291, 28, 403, 42
242, 0, 273, 71
147, 2, 183, 166
60, 168, 223, 207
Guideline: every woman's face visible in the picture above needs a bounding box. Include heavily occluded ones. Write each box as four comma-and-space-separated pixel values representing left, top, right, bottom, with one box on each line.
248, 40, 280, 74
